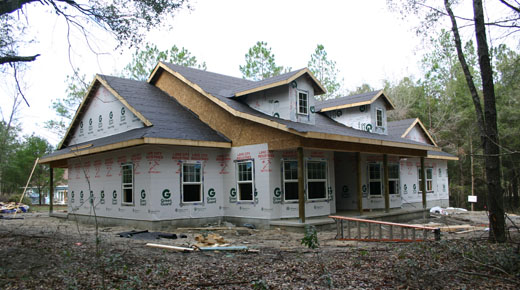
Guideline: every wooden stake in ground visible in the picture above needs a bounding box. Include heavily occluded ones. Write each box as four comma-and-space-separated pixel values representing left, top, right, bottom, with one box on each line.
14, 158, 39, 218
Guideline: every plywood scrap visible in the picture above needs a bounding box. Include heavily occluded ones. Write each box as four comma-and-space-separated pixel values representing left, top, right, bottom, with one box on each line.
195, 233, 226, 244
199, 246, 248, 251
439, 225, 486, 233
145, 243, 193, 252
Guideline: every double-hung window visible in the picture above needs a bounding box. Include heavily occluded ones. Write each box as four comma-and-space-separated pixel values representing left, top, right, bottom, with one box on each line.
418, 167, 433, 192
369, 163, 382, 196
237, 161, 254, 201
182, 163, 202, 203
388, 164, 400, 195
376, 108, 383, 127
121, 163, 134, 205
307, 161, 327, 200
297, 91, 308, 115
283, 161, 298, 201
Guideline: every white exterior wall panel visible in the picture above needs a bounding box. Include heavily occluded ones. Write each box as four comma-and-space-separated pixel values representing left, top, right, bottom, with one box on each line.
69, 86, 144, 145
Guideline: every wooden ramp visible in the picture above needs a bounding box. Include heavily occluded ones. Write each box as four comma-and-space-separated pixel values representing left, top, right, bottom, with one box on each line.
329, 215, 441, 242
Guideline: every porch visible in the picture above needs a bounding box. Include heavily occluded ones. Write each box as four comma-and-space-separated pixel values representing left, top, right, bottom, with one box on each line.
268, 208, 429, 232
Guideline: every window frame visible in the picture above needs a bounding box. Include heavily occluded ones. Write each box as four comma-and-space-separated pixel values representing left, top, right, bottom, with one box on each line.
368, 162, 382, 197
181, 162, 203, 204
418, 167, 434, 193
282, 160, 299, 202
121, 162, 134, 206
306, 160, 328, 201
388, 163, 400, 195
236, 160, 255, 202
376, 107, 383, 127
297, 90, 309, 115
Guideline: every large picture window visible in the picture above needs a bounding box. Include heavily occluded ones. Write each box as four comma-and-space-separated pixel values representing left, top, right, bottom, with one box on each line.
283, 161, 298, 201
418, 167, 433, 192
297, 91, 308, 115
307, 161, 327, 200
389, 164, 400, 195
121, 163, 134, 205
182, 163, 202, 203
237, 161, 254, 201
369, 163, 382, 196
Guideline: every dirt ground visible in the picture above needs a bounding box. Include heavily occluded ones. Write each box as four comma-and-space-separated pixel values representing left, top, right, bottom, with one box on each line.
1, 211, 519, 289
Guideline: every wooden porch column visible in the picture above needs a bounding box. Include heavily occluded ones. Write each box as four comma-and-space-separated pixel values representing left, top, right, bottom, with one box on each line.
383, 154, 390, 213
49, 166, 54, 213
297, 147, 305, 223
357, 152, 363, 215
420, 157, 427, 209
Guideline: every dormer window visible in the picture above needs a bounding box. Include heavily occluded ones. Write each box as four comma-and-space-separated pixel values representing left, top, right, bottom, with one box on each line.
376, 108, 383, 127
297, 91, 308, 115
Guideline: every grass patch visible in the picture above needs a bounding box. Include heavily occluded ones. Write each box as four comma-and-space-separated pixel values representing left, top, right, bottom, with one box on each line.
29, 205, 67, 212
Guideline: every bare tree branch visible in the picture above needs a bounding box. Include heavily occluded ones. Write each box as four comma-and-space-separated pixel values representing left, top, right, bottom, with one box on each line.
0, 54, 40, 65
500, 0, 520, 14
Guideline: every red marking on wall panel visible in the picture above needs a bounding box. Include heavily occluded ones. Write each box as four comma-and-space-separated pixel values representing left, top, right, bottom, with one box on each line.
191, 153, 208, 161
83, 161, 91, 179
258, 150, 274, 172
310, 151, 325, 158
172, 152, 189, 160
217, 154, 231, 175
105, 158, 113, 177
282, 151, 297, 158
94, 160, 102, 178
132, 153, 142, 175
146, 152, 163, 174
236, 152, 251, 160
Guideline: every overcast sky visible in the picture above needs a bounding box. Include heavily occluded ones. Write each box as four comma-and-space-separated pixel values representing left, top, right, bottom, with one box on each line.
0, 0, 459, 146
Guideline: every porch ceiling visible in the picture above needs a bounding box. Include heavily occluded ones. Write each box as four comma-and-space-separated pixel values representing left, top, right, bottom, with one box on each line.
268, 137, 428, 157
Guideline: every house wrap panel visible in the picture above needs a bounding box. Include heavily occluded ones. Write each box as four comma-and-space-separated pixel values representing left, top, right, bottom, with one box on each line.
69, 86, 144, 145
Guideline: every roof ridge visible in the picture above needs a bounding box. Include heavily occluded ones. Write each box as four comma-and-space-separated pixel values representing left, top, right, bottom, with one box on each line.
162, 62, 254, 83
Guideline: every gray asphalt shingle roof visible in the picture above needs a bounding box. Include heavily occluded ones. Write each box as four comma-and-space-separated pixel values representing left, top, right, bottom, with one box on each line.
50, 75, 230, 158
387, 118, 417, 138
99, 75, 229, 142
387, 119, 456, 158
158, 64, 433, 148
315, 90, 381, 111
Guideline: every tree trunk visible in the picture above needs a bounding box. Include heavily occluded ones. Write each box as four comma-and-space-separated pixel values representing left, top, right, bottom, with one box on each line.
444, 0, 505, 242
473, 0, 505, 242
458, 144, 465, 208
513, 170, 519, 209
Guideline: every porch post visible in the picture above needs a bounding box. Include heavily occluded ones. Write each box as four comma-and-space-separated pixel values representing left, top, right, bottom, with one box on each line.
383, 154, 390, 213
357, 152, 363, 215
420, 157, 427, 209
297, 147, 305, 223
49, 166, 54, 213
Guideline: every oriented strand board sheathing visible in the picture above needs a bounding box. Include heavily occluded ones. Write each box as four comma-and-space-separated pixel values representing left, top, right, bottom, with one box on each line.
154, 71, 300, 147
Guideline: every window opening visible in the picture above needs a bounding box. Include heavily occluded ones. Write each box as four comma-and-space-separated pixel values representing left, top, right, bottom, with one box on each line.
298, 91, 308, 115
237, 161, 254, 201
418, 167, 433, 192
182, 163, 202, 203
121, 163, 134, 205
283, 160, 298, 201
369, 163, 382, 196
388, 163, 400, 195
307, 161, 327, 200
376, 108, 383, 127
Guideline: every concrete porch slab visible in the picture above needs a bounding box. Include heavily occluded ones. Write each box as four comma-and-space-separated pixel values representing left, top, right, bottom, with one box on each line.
268, 208, 429, 232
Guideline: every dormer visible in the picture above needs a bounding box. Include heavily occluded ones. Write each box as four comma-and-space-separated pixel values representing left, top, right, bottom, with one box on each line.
388, 118, 437, 146
316, 90, 395, 135
231, 68, 326, 125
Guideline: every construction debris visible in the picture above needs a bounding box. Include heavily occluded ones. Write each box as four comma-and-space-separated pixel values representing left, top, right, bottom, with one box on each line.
194, 233, 228, 248
145, 243, 194, 252
117, 230, 187, 240
0, 202, 29, 214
